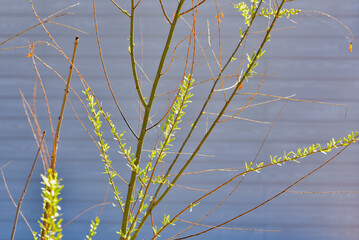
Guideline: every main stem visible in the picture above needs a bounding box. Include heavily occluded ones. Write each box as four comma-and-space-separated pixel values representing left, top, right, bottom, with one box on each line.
120, 1, 186, 239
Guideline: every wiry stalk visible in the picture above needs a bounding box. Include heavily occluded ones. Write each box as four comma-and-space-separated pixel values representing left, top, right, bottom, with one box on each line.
50, 36, 79, 170
11, 132, 46, 240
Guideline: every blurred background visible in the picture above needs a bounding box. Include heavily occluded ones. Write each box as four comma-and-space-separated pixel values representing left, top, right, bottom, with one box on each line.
1, 0, 359, 239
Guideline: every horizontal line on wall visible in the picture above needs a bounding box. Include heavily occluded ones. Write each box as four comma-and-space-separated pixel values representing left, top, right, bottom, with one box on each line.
1, 53, 356, 60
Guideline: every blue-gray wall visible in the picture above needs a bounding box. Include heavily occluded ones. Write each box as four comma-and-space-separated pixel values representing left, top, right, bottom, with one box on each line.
1, 0, 359, 239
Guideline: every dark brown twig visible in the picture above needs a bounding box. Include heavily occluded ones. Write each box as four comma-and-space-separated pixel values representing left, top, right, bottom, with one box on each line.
180, 0, 208, 16
1, 163, 34, 235
159, 0, 171, 24
10, 131, 46, 240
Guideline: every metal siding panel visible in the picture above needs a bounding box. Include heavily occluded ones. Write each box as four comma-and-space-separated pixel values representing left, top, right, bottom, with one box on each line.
1, 1, 359, 240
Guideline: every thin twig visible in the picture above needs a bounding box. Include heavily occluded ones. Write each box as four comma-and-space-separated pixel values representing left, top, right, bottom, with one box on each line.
1, 163, 34, 234
287, 191, 359, 194
11, 131, 46, 240
50, 36, 79, 170
218, 67, 267, 123
235, 93, 347, 108
214, 0, 226, 101
203, 112, 271, 124
177, 218, 280, 232
180, 0, 208, 16
47, 21, 88, 34
99, 184, 110, 217
43, 3, 79, 21
110, 0, 130, 17
167, 167, 241, 177
93, 0, 138, 138
30, 45, 55, 143
302, 10, 354, 51
0, 14, 70, 47
159, 0, 172, 24
128, 0, 147, 108
134, 0, 143, 9
142, 149, 215, 158
62, 202, 113, 228
20, 91, 49, 170
146, 34, 192, 131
